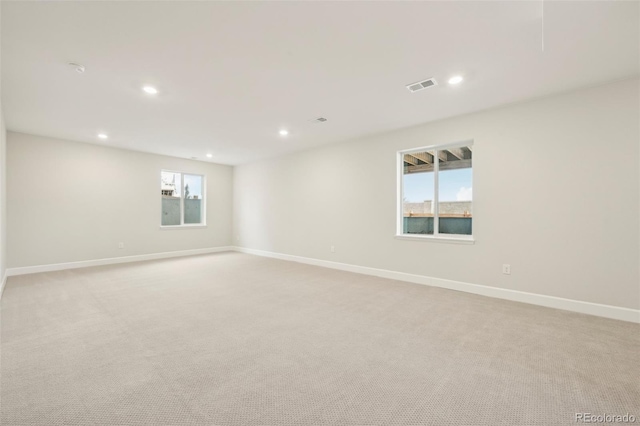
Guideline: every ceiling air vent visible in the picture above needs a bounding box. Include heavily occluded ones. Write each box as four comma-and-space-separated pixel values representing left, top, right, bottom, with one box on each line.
406, 78, 437, 93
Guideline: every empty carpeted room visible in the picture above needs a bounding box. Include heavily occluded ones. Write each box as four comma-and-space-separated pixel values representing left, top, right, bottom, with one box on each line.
0, 1, 639, 425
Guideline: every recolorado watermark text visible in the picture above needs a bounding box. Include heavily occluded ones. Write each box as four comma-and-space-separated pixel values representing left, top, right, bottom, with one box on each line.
576, 413, 637, 423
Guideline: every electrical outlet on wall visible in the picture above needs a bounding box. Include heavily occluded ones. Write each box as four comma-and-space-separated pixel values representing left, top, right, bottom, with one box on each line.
118, 242, 125, 249
330, 245, 335, 253
502, 264, 511, 275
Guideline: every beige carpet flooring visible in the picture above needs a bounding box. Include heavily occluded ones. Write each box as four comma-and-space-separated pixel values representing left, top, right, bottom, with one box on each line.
1, 252, 638, 425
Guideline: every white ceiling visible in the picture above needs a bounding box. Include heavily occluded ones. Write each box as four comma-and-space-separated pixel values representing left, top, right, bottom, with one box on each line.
2, 1, 638, 165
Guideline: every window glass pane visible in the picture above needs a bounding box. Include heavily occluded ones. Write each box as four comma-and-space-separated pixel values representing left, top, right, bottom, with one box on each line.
437, 146, 472, 235
184, 174, 203, 224
402, 151, 435, 235
161, 172, 181, 226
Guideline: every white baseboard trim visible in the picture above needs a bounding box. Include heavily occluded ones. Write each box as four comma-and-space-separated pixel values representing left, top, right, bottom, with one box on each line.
5, 246, 234, 277
233, 246, 640, 324
0, 271, 7, 299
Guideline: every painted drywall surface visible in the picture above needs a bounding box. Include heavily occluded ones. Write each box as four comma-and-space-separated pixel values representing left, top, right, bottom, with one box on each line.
0, 116, 5, 281
234, 78, 640, 309
1, 2, 6, 281
7, 133, 233, 267
0, 26, 5, 280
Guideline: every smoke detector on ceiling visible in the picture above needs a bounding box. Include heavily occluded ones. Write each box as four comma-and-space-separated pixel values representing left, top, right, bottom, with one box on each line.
68, 63, 85, 74
406, 78, 437, 93
309, 117, 328, 123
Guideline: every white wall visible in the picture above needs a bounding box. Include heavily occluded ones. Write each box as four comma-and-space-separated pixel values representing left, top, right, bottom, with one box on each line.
0, 116, 6, 282
7, 132, 233, 268
234, 78, 640, 310
0, 1, 7, 283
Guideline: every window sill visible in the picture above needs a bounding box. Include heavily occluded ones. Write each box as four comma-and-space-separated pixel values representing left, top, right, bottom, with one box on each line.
394, 234, 475, 244
159, 225, 207, 230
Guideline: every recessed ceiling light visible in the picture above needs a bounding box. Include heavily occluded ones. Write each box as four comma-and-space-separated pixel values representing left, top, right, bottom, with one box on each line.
206, 153, 213, 158
448, 75, 464, 85
142, 86, 158, 95
97, 133, 108, 140
279, 129, 289, 136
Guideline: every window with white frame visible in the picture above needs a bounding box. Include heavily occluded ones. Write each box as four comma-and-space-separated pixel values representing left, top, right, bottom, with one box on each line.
398, 141, 473, 240
161, 170, 205, 227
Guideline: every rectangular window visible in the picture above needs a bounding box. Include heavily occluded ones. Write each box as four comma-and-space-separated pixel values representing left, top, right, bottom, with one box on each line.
161, 170, 205, 227
398, 142, 473, 241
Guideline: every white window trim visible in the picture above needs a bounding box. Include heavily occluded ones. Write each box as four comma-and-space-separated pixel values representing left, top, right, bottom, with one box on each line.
159, 225, 208, 230
160, 169, 207, 229
396, 140, 474, 243
394, 234, 474, 244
